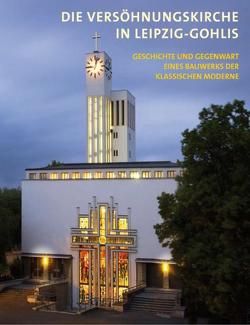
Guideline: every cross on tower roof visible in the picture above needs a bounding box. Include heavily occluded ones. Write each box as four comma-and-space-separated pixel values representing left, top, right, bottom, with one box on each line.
92, 32, 101, 52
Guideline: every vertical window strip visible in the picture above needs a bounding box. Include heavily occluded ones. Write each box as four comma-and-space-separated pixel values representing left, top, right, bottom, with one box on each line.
116, 101, 119, 126
88, 97, 92, 161
122, 100, 125, 125
99, 96, 103, 162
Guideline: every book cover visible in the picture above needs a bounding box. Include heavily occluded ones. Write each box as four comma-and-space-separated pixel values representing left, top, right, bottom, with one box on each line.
0, 1, 249, 324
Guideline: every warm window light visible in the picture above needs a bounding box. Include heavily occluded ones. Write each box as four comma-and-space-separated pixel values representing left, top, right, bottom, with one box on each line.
42, 256, 49, 267
130, 171, 140, 179
162, 262, 169, 274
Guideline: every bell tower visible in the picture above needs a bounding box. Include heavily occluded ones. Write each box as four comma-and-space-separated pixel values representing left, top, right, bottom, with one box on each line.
85, 33, 136, 163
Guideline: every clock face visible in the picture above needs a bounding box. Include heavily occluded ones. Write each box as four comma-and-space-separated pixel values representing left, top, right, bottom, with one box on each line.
105, 58, 112, 80
86, 55, 104, 79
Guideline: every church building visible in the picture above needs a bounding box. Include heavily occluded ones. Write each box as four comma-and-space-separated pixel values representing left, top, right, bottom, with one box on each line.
21, 34, 182, 309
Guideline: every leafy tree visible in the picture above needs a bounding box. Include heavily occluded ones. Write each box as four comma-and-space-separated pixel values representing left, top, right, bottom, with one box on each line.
155, 100, 250, 323
47, 160, 63, 167
0, 188, 21, 265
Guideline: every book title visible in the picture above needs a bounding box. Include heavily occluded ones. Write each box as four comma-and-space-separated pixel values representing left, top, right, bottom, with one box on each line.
61, 10, 239, 40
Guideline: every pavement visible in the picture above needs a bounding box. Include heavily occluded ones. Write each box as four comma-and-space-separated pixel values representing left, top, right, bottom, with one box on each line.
0, 287, 189, 324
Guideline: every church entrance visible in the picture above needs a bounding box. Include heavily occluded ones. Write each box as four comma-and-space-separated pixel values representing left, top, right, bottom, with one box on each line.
146, 263, 163, 288
71, 197, 137, 306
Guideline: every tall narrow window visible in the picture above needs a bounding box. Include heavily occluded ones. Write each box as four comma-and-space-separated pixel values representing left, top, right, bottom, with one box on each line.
111, 101, 114, 126
116, 101, 119, 126
122, 100, 125, 125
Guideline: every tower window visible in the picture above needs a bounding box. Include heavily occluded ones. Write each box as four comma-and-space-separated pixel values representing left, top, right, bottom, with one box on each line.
113, 132, 118, 139
113, 150, 118, 157
116, 101, 119, 126
111, 101, 114, 126
122, 100, 125, 125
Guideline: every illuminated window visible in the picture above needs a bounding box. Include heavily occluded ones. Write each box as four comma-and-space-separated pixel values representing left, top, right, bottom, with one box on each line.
167, 170, 176, 178
79, 216, 89, 229
142, 171, 150, 178
94, 172, 103, 179
79, 251, 89, 303
88, 96, 92, 161
116, 101, 119, 126
72, 172, 80, 180
29, 173, 36, 180
99, 205, 106, 236
50, 173, 58, 180
106, 172, 115, 179
118, 218, 128, 230
154, 171, 164, 178
118, 171, 126, 178
39, 173, 48, 180
111, 101, 114, 126
83, 172, 92, 179
130, 171, 140, 179
61, 172, 69, 180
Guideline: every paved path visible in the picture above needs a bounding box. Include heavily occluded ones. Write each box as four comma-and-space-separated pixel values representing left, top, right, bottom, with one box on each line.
0, 287, 188, 324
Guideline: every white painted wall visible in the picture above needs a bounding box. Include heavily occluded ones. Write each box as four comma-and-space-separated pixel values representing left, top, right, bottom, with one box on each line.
22, 178, 177, 305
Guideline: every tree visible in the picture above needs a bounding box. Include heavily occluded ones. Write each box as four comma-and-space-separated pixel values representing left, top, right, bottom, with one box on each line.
0, 188, 21, 266
154, 100, 250, 323
47, 160, 63, 167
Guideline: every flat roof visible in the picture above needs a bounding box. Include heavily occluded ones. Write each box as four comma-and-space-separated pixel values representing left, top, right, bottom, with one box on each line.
26, 161, 182, 171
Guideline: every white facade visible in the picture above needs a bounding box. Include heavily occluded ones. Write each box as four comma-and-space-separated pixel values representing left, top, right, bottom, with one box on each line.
22, 163, 180, 307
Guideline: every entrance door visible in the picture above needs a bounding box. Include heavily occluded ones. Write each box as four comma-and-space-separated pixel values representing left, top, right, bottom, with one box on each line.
146, 263, 163, 288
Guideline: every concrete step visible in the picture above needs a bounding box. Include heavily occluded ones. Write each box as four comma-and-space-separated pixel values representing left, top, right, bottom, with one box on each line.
131, 301, 175, 308
129, 302, 175, 309
133, 298, 175, 302
126, 288, 181, 315
128, 304, 175, 313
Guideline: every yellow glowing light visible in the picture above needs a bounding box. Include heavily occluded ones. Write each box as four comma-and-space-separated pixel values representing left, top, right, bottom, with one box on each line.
162, 262, 169, 274
42, 256, 49, 267
99, 236, 106, 245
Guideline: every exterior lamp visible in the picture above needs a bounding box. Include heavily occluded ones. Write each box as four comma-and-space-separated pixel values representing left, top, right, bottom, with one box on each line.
42, 256, 49, 267
162, 262, 169, 274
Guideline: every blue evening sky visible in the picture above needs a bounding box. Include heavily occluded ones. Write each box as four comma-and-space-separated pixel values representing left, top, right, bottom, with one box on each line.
0, 0, 249, 187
